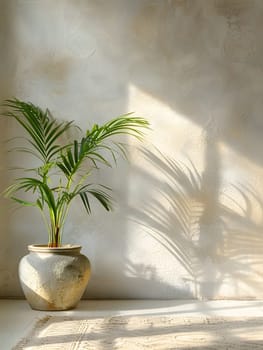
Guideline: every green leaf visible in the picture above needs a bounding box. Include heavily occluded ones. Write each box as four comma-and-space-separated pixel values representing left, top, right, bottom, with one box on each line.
79, 192, 91, 214
11, 196, 36, 207
87, 189, 113, 211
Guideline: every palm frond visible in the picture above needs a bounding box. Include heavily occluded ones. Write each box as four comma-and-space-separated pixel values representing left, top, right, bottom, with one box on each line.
69, 184, 113, 213
79, 186, 113, 213
3, 98, 75, 162
57, 115, 149, 180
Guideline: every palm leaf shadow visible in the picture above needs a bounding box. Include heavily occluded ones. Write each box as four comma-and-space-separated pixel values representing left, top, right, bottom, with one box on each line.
128, 148, 204, 296
128, 147, 263, 298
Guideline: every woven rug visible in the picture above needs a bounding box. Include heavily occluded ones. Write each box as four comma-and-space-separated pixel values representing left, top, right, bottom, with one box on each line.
13, 315, 263, 349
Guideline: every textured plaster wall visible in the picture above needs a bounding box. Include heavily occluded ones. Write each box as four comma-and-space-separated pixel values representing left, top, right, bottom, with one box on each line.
1, 0, 263, 299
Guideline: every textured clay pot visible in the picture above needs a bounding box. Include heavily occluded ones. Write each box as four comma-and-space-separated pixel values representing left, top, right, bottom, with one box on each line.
19, 244, 91, 311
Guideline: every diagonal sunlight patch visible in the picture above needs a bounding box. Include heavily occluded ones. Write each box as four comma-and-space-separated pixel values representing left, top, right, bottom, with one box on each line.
127, 83, 206, 163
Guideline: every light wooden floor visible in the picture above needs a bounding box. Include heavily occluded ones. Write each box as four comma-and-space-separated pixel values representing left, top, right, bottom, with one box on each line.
2, 299, 263, 349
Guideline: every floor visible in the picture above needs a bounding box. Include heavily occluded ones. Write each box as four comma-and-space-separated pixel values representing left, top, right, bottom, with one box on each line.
2, 299, 263, 349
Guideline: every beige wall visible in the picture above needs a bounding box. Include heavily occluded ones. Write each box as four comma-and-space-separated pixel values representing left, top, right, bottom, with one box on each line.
1, 0, 263, 299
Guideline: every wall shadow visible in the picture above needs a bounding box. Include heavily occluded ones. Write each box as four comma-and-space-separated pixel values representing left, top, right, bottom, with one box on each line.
0, 0, 20, 297
127, 146, 263, 299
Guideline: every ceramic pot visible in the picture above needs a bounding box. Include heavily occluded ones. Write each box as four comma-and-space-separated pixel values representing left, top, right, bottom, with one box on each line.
19, 244, 91, 311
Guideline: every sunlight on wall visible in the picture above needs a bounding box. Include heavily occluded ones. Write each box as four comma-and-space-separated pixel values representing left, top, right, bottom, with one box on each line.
128, 83, 205, 165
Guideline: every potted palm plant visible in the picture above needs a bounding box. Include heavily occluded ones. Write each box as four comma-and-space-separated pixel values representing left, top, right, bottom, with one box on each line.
2, 98, 149, 310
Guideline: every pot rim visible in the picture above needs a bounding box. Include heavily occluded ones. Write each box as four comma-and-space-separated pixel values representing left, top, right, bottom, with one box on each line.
28, 244, 82, 254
